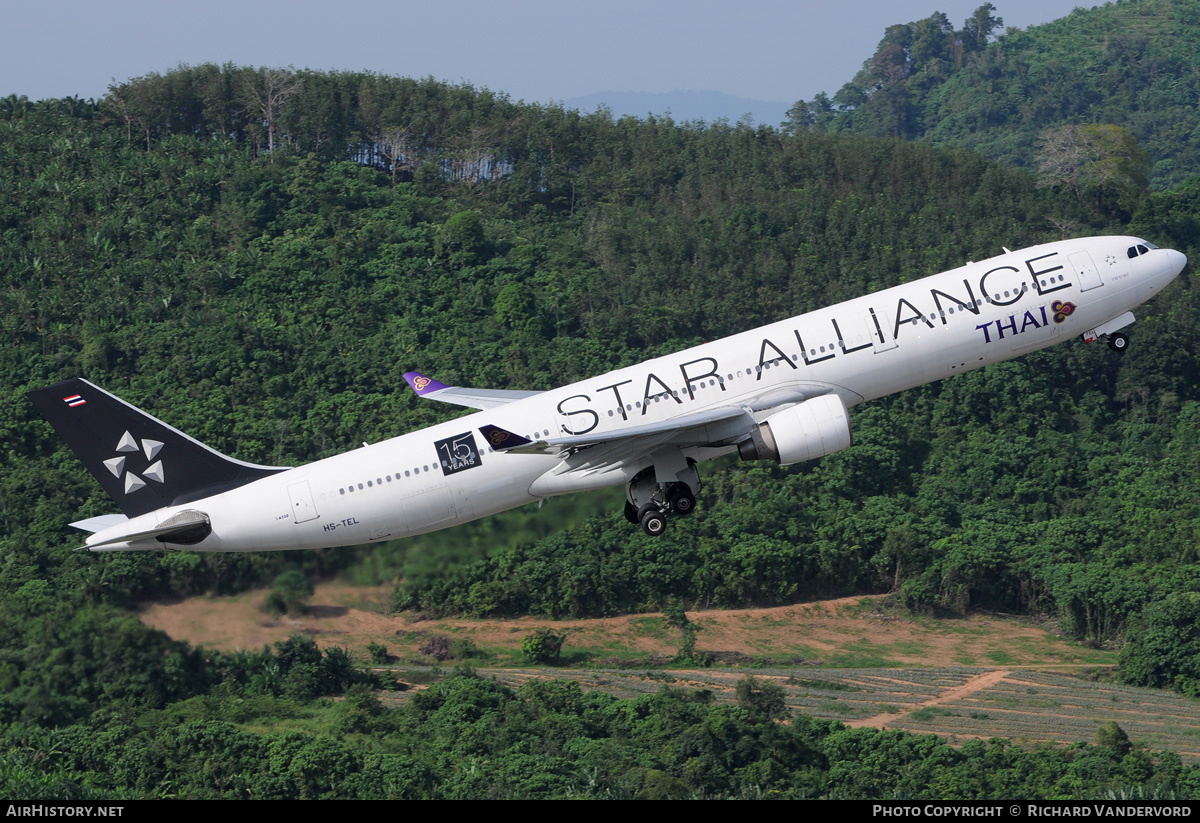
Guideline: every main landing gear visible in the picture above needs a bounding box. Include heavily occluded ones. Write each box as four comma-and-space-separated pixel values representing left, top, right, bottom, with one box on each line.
623, 464, 700, 537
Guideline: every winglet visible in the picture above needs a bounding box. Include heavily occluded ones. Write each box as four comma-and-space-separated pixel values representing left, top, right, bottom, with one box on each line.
479, 424, 534, 451
403, 372, 450, 397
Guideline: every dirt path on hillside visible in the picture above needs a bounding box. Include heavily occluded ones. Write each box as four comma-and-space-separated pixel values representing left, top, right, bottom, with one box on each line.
138, 583, 1111, 671
845, 669, 1013, 728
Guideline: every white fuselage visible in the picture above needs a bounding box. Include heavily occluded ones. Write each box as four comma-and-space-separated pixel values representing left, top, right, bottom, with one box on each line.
89, 236, 1185, 551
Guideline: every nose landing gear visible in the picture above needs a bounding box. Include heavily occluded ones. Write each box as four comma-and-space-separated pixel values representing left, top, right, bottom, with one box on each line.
1081, 313, 1135, 355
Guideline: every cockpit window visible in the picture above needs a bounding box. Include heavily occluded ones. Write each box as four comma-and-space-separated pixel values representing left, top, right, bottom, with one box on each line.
1128, 244, 1152, 258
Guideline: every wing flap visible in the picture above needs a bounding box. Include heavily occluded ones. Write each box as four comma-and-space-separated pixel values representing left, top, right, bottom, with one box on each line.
480, 405, 754, 458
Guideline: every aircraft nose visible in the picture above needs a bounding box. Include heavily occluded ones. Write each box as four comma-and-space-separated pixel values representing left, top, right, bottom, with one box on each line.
1166, 248, 1188, 277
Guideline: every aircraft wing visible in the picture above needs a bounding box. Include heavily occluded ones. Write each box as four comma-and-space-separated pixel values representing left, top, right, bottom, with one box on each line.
403, 371, 542, 410
480, 406, 754, 480
479, 384, 850, 479
480, 405, 753, 455
479, 385, 838, 454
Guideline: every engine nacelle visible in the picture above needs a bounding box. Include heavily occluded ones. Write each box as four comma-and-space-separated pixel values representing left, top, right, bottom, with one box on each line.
736, 394, 852, 465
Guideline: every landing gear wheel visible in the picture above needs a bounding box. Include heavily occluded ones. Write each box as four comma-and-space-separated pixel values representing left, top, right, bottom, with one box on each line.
669, 485, 696, 516
624, 500, 639, 524
639, 508, 667, 537
1108, 332, 1129, 355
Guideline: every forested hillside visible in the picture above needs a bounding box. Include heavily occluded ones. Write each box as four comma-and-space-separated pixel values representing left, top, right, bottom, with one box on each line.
789, 0, 1200, 189
3, 59, 1200, 796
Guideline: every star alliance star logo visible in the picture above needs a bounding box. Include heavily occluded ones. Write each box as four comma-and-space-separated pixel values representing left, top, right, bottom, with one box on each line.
102, 431, 165, 494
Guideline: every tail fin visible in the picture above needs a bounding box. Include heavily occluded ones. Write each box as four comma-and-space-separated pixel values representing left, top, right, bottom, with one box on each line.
28, 378, 287, 518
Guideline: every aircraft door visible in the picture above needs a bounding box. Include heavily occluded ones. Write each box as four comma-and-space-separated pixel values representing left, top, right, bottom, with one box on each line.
1070, 251, 1103, 292
865, 308, 899, 353
287, 481, 319, 524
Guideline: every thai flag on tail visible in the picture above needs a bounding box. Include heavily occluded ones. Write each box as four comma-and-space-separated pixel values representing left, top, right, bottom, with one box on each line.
63, 394, 86, 407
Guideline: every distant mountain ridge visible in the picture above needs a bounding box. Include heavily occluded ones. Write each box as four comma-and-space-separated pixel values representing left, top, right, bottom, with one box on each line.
563, 89, 790, 128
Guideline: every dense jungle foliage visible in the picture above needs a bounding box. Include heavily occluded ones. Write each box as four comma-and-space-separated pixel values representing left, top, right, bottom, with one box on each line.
4, 1, 1200, 796
789, 0, 1200, 189
8, 669, 1199, 800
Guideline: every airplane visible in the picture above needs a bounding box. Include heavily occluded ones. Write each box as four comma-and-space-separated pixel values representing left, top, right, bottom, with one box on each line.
28, 235, 1187, 551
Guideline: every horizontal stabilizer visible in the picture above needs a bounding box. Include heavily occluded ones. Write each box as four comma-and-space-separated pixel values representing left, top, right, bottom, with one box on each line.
70, 514, 129, 533
403, 371, 541, 410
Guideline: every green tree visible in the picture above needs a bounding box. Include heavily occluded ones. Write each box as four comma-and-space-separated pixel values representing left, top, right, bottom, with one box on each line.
1097, 721, 1133, 757
735, 676, 787, 721
263, 570, 314, 616
520, 630, 565, 664
1119, 591, 1200, 694
960, 3, 1004, 55
435, 210, 487, 269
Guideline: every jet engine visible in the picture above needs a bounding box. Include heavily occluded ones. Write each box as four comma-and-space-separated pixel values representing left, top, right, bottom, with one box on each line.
736, 393, 852, 465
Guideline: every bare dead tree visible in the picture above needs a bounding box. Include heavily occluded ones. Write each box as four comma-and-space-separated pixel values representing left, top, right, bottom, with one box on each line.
1046, 216, 1083, 240
1037, 123, 1150, 212
376, 125, 418, 184
1036, 125, 1088, 205
448, 125, 496, 185
241, 67, 303, 159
